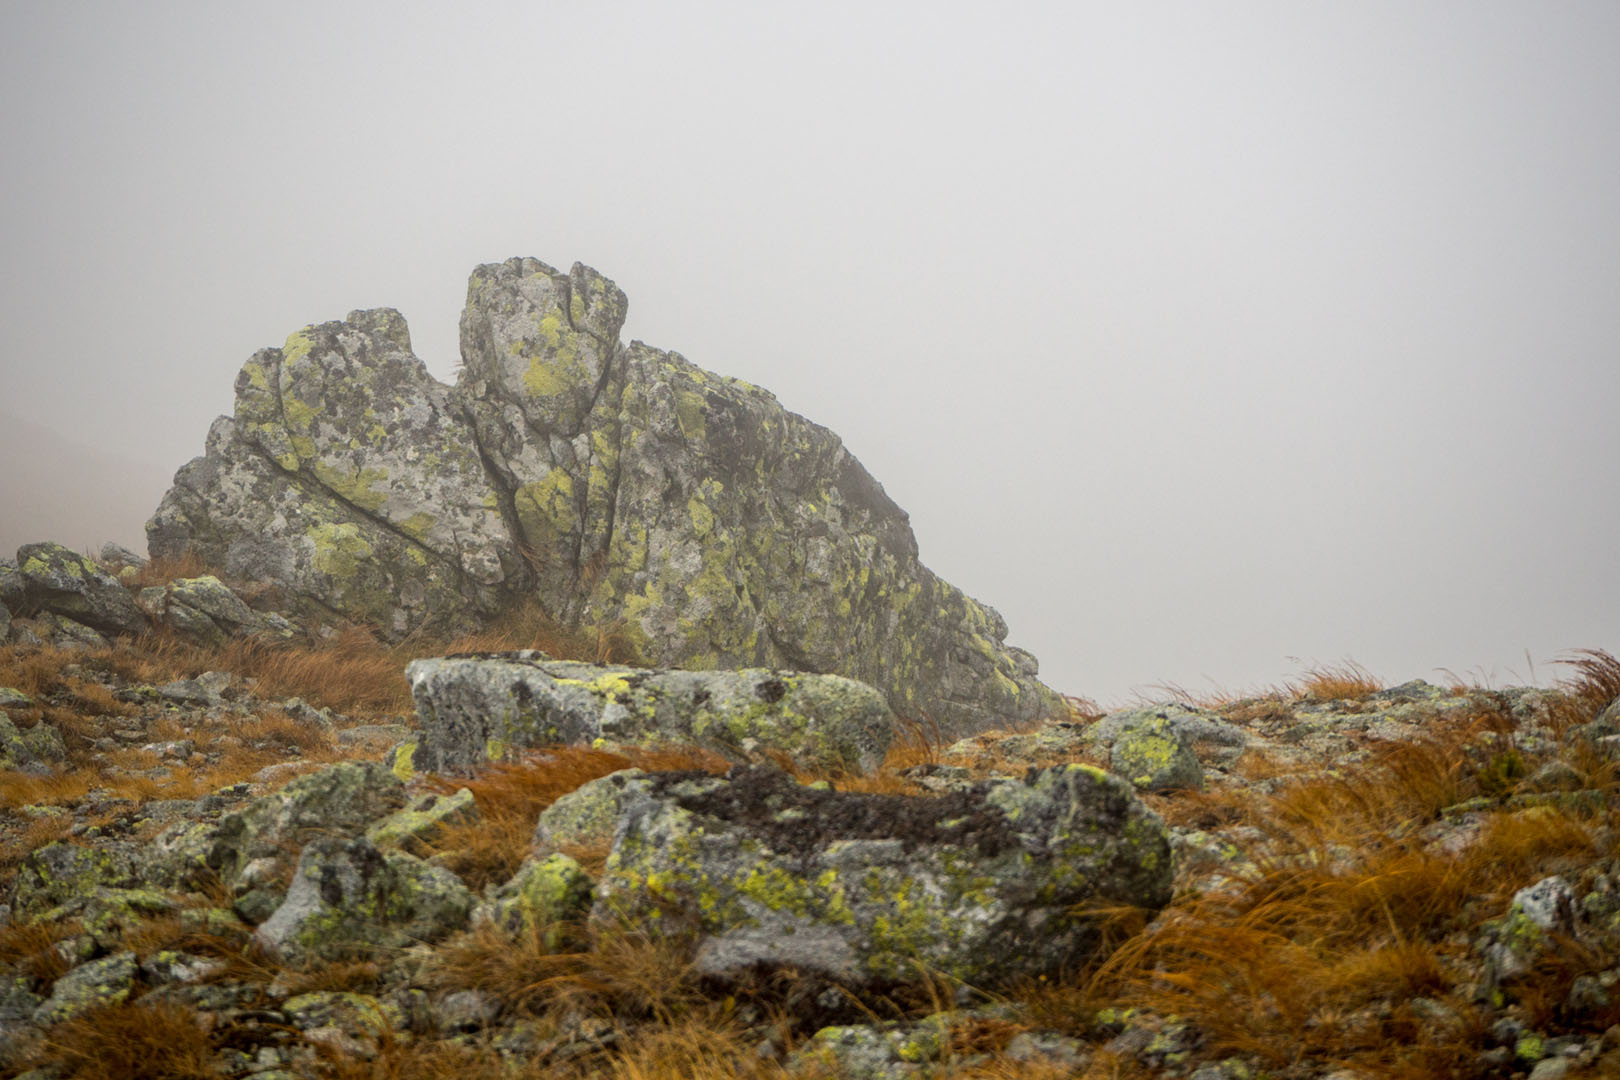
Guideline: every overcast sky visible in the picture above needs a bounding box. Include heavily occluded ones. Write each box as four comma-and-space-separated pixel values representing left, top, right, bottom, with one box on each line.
2, 2, 1616, 705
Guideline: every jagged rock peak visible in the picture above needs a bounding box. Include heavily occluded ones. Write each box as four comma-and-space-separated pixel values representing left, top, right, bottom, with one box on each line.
149, 257, 1060, 736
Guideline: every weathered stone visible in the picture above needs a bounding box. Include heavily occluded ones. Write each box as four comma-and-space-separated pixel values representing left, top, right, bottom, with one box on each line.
532, 769, 649, 856
253, 836, 474, 963
148, 761, 406, 898
98, 542, 145, 569
10, 842, 143, 922
483, 853, 594, 945
152, 575, 277, 645
149, 258, 1059, 735
407, 653, 893, 774
365, 787, 477, 855
32, 612, 110, 650
0, 713, 63, 772
32, 952, 137, 1025
0, 600, 9, 643
1109, 715, 1205, 792
13, 541, 148, 636
592, 763, 1172, 990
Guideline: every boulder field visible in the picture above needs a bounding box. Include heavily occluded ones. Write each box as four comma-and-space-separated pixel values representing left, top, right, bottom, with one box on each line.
147, 257, 1058, 738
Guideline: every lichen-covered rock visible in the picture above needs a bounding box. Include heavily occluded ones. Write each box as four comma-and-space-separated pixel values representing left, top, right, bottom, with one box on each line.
32, 952, 137, 1025
12, 542, 148, 636
532, 769, 649, 856
148, 761, 406, 910
483, 853, 594, 944
0, 600, 9, 643
148, 574, 281, 645
149, 258, 1058, 736
253, 836, 474, 963
592, 763, 1172, 990
407, 653, 893, 774
9, 841, 144, 922
148, 310, 516, 639
1084, 703, 1248, 755
1109, 715, 1205, 792
0, 712, 63, 773
1478, 874, 1577, 986
365, 787, 477, 855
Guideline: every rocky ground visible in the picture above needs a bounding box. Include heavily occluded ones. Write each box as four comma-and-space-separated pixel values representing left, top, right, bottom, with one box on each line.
1, 544, 1618, 1079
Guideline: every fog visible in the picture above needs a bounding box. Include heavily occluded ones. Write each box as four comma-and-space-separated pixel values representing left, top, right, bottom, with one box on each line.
2, 2, 1616, 705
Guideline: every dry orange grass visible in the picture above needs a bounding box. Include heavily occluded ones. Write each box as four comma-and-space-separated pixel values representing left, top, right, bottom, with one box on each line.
1294, 660, 1383, 703
121, 550, 215, 588
21, 999, 222, 1080
1558, 647, 1620, 716
1059, 696, 1619, 1079
438, 597, 641, 667
0, 915, 83, 983
423, 744, 729, 890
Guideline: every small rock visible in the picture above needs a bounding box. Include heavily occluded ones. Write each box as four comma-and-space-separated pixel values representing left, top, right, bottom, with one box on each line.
1527, 760, 1583, 793
435, 989, 500, 1033
32, 952, 137, 1024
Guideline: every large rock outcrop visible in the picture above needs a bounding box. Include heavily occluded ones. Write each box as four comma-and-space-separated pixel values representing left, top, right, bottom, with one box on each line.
149, 258, 1058, 735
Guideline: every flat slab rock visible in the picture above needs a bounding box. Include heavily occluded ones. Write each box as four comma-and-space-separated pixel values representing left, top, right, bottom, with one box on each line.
403, 652, 894, 774
592, 763, 1173, 990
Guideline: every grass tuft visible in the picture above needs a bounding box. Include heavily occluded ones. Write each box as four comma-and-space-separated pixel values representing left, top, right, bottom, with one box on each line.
24, 999, 222, 1079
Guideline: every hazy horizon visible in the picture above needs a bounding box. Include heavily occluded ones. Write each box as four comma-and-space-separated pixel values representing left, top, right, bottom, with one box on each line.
3, 2, 1616, 706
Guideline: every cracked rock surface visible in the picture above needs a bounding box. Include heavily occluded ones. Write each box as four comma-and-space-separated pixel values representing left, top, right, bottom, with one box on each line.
149, 257, 1057, 737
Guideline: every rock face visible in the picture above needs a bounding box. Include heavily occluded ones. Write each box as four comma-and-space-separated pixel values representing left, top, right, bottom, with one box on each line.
149, 258, 1057, 736
591, 763, 1173, 990
404, 652, 894, 775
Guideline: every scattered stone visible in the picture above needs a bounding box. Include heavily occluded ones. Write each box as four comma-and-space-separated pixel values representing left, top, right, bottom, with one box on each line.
407, 654, 894, 774
0, 713, 64, 772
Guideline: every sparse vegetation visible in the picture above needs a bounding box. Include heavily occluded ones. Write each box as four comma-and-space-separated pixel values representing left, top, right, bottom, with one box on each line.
4, 552, 1619, 1077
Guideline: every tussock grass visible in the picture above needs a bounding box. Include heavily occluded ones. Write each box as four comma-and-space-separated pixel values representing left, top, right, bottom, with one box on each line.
1293, 659, 1383, 703
1558, 647, 1620, 715
21, 999, 222, 1080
